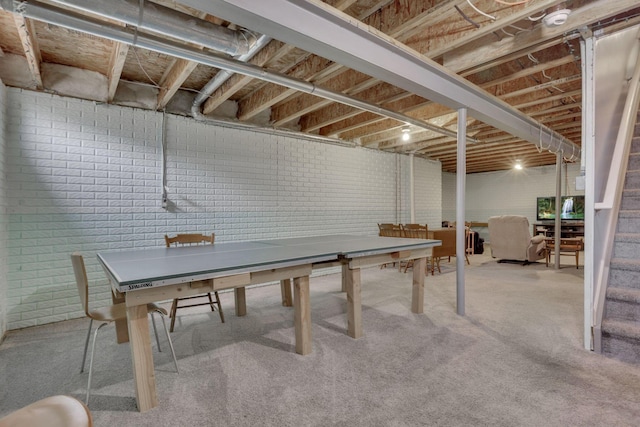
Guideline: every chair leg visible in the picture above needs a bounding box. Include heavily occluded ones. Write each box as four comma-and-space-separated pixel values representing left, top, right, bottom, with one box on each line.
80, 318, 94, 373
150, 312, 162, 352
154, 310, 179, 374
86, 322, 108, 405
207, 292, 215, 312
169, 298, 178, 333
214, 291, 225, 323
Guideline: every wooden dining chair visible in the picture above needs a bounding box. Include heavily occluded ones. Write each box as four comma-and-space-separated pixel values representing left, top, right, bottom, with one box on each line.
378, 223, 403, 269
164, 233, 224, 332
400, 224, 429, 273
378, 223, 403, 237
71, 253, 178, 405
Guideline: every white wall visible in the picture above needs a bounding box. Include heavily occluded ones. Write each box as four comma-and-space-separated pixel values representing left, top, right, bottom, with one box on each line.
0, 79, 7, 339
443, 163, 584, 240
3, 89, 442, 330
412, 156, 443, 230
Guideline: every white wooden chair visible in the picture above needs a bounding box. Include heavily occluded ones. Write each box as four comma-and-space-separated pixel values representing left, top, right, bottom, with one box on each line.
0, 395, 92, 427
71, 253, 178, 405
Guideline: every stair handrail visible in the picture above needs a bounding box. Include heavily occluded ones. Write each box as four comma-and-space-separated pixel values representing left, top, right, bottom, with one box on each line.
592, 41, 640, 351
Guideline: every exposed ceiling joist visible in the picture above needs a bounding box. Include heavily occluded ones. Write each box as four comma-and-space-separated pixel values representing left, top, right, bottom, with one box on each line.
13, 15, 42, 89
183, 0, 579, 160
107, 41, 129, 101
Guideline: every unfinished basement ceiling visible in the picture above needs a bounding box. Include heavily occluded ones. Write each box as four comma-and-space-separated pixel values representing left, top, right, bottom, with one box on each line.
0, 0, 638, 173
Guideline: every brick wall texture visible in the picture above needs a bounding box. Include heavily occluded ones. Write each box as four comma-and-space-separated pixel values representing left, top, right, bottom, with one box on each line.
2, 89, 442, 330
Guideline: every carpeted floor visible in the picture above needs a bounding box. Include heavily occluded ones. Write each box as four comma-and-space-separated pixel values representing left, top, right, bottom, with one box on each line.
2, 249, 640, 426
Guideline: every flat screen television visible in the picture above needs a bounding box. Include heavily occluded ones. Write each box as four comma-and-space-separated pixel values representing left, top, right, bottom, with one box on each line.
536, 195, 585, 221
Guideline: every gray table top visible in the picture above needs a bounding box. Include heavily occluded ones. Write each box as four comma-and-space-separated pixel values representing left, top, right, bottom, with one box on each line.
98, 234, 440, 290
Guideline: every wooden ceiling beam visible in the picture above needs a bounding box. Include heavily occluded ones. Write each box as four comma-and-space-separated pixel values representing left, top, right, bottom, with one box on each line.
440, 149, 557, 167
233, 0, 433, 122
200, 0, 358, 115
107, 42, 129, 102
513, 89, 582, 110
201, 40, 292, 114
444, 0, 639, 73
265, 0, 471, 126
500, 74, 581, 100
300, 83, 412, 132
271, 0, 562, 130
156, 58, 198, 109
425, 0, 567, 61
325, 54, 577, 139
13, 15, 42, 90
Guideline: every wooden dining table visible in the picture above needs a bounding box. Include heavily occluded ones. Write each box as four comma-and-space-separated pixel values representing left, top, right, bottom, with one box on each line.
97, 234, 440, 412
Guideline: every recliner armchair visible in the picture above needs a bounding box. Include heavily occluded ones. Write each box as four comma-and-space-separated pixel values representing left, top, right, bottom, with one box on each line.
488, 215, 546, 263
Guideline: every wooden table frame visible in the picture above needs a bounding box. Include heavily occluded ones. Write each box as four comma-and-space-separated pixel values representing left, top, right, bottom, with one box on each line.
99, 237, 435, 412
545, 237, 584, 269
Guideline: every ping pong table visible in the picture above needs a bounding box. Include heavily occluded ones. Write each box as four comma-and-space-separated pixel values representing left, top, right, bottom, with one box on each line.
97, 234, 439, 412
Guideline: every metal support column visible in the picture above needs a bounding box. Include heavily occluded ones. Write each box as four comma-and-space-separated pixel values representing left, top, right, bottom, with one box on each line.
555, 151, 562, 269
456, 108, 467, 316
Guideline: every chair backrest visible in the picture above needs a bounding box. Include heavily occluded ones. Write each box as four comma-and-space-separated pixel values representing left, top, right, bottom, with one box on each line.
378, 223, 403, 237
70, 253, 90, 317
488, 215, 532, 260
0, 395, 92, 427
402, 224, 428, 239
165, 233, 215, 247
431, 229, 456, 258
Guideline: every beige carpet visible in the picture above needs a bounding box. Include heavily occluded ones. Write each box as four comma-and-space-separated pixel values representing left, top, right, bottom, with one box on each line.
2, 248, 640, 426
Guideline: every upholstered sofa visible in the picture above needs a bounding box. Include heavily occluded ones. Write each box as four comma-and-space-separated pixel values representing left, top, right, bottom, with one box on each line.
488, 215, 546, 263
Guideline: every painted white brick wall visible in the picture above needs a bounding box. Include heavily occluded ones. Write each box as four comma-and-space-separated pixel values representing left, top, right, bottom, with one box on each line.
413, 157, 442, 230
4, 89, 441, 329
0, 79, 7, 338
442, 163, 584, 240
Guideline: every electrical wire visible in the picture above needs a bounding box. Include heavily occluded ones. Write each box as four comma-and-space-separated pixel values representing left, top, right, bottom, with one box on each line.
466, 0, 495, 21
493, 0, 532, 5
455, 5, 481, 28
132, 46, 161, 88
528, 12, 546, 21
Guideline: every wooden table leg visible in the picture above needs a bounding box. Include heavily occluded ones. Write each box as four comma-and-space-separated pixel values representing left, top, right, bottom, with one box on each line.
341, 263, 348, 292
412, 257, 425, 314
280, 279, 293, 307
112, 290, 129, 343
234, 287, 247, 316
345, 266, 362, 339
126, 304, 157, 412
293, 276, 312, 355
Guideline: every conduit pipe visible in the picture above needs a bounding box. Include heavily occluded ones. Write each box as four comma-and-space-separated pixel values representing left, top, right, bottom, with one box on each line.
46, 0, 256, 56
0, 0, 476, 143
191, 34, 272, 118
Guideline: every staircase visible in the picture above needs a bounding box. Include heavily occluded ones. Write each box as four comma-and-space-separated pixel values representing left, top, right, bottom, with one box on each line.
601, 110, 640, 363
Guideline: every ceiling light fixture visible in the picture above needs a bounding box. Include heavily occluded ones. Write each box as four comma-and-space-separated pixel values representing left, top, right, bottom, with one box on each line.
543, 8, 571, 27
401, 126, 411, 141
514, 160, 523, 170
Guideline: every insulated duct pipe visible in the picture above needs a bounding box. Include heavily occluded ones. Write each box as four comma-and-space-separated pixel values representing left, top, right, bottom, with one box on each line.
46, 0, 256, 56
1, 0, 473, 142
191, 34, 272, 118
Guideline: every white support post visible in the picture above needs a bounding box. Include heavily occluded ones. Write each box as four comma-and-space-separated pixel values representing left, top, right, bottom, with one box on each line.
555, 151, 562, 270
456, 108, 467, 316
581, 35, 595, 351
410, 154, 415, 223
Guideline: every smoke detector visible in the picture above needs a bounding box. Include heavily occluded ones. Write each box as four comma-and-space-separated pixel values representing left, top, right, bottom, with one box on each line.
543, 9, 571, 27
